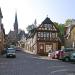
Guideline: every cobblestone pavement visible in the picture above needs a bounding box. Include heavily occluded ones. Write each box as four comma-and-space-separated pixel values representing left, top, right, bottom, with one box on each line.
0, 51, 75, 75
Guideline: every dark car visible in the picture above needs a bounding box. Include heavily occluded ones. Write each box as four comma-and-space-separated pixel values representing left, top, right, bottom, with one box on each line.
59, 48, 75, 61
6, 48, 16, 58
16, 47, 21, 51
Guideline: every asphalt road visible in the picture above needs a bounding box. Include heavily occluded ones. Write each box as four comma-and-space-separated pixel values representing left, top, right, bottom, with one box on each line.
0, 51, 75, 75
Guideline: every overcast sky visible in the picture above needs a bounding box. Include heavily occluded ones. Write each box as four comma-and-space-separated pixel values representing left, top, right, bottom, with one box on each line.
0, 0, 75, 34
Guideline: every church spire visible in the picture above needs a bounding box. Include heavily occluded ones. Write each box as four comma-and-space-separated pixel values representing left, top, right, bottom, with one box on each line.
0, 8, 3, 18
14, 12, 18, 25
34, 19, 37, 27
14, 12, 18, 35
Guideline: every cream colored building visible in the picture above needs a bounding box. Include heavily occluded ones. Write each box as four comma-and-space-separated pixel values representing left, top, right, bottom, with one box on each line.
65, 24, 75, 48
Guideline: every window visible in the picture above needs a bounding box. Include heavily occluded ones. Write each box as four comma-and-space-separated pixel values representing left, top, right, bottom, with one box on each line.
44, 32, 46, 40
38, 27, 41, 30
44, 24, 48, 30
50, 33, 51, 38
44, 32, 46, 37
48, 24, 52, 29
38, 32, 40, 37
46, 32, 49, 40
40, 32, 43, 37
52, 33, 55, 38
56, 33, 57, 37
46, 32, 49, 38
43, 32, 49, 40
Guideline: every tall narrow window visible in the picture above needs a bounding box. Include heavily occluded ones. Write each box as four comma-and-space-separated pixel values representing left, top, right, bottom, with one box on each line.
38, 32, 40, 37
46, 32, 49, 40
44, 32, 46, 40
52, 33, 55, 38
40, 32, 43, 37
50, 33, 51, 38
56, 33, 57, 38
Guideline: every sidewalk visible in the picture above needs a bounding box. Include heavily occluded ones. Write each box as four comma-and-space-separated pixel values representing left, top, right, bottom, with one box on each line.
23, 49, 58, 60
23, 49, 35, 54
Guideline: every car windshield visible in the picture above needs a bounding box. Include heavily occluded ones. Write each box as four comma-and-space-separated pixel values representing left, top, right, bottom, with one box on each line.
7, 50, 15, 53
63, 48, 74, 52
7, 48, 15, 53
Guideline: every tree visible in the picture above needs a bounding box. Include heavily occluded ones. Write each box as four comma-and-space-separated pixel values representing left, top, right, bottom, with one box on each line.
58, 24, 64, 36
26, 24, 37, 32
54, 22, 64, 36
54, 22, 65, 43
65, 19, 72, 26
54, 22, 59, 28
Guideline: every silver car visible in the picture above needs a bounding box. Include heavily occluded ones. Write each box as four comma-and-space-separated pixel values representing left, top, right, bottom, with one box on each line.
6, 48, 16, 58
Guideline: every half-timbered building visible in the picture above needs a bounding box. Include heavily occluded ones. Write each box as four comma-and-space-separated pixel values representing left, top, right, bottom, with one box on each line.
36, 17, 60, 55
25, 17, 61, 55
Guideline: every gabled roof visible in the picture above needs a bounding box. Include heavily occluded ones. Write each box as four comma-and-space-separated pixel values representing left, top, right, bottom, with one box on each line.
38, 17, 59, 32
41, 17, 54, 24
65, 24, 75, 39
8, 31, 15, 37
18, 30, 27, 40
0, 8, 3, 18
66, 24, 75, 35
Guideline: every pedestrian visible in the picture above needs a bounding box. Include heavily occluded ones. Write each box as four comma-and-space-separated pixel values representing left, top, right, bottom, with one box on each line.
48, 50, 52, 60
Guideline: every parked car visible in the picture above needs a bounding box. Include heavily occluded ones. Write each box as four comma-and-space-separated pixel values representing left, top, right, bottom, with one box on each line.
69, 51, 75, 61
16, 47, 21, 51
59, 48, 75, 62
6, 48, 16, 58
51, 51, 59, 59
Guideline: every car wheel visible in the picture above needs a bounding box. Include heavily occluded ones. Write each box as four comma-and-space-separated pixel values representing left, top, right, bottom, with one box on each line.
64, 57, 70, 62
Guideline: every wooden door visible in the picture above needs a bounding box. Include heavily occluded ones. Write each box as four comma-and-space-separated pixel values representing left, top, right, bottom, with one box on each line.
39, 43, 44, 54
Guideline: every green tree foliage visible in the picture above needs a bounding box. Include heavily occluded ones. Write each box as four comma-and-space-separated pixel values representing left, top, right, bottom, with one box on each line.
54, 22, 59, 28
58, 24, 64, 36
54, 22, 64, 37
65, 19, 72, 26
54, 23, 65, 44
26, 24, 36, 32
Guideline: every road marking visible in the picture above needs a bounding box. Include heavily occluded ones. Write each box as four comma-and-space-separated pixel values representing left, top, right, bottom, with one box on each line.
0, 62, 7, 64
51, 69, 68, 74
48, 65, 65, 69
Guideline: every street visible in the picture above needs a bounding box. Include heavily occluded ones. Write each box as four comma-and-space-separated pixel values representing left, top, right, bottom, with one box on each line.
0, 51, 75, 75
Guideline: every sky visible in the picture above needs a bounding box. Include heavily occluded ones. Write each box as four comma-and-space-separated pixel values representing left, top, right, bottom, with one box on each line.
0, 0, 75, 34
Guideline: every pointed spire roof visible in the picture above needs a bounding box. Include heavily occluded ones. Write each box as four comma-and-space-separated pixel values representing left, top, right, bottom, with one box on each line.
34, 19, 37, 25
41, 17, 53, 24
0, 8, 3, 18
14, 12, 18, 25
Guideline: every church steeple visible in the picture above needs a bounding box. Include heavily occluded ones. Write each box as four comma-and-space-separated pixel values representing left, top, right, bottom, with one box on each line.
14, 12, 18, 35
0, 8, 3, 18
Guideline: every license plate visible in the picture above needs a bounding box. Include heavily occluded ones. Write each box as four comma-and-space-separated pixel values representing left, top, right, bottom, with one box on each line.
10, 55, 12, 56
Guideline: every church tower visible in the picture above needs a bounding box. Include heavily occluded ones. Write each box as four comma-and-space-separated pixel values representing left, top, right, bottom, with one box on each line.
14, 12, 18, 36
0, 8, 3, 32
